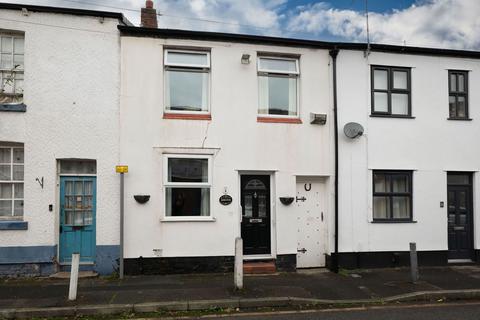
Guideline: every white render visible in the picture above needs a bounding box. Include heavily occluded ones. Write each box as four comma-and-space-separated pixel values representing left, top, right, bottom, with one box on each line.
0, 9, 121, 255
119, 36, 335, 261
337, 50, 480, 254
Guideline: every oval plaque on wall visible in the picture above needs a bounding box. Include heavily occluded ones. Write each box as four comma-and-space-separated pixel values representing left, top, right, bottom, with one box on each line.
219, 194, 233, 206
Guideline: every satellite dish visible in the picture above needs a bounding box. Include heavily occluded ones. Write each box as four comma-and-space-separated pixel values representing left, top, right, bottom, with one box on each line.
344, 122, 364, 139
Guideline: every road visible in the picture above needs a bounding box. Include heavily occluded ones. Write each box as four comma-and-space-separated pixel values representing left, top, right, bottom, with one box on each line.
181, 302, 480, 319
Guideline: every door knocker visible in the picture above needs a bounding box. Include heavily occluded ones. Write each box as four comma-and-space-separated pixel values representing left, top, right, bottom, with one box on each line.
304, 183, 311, 191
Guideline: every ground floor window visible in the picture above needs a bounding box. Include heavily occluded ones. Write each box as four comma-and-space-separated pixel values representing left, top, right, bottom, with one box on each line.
373, 170, 412, 221
0, 145, 24, 219
164, 155, 211, 217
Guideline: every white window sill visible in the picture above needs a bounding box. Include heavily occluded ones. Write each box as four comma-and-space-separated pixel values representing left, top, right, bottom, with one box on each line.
160, 216, 216, 222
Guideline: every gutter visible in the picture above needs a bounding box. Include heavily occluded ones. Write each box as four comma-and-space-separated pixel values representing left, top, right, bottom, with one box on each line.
329, 48, 340, 273
117, 26, 480, 59
0, 3, 133, 26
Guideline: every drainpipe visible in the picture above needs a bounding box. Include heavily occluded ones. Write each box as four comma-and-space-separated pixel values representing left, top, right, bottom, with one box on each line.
329, 47, 339, 273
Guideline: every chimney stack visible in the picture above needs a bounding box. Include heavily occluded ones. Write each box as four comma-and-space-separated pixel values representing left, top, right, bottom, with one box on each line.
141, 0, 158, 28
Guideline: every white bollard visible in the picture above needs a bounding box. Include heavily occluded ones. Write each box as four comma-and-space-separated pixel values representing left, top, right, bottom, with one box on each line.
234, 237, 243, 290
68, 253, 80, 301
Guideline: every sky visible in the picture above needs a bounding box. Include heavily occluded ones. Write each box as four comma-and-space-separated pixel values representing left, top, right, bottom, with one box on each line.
2, 0, 480, 50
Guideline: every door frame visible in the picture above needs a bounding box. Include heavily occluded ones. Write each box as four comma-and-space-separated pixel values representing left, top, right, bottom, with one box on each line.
237, 171, 276, 260
57, 174, 97, 265
447, 172, 474, 261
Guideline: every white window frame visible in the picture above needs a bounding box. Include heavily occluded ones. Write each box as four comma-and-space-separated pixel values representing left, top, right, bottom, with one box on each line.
257, 56, 300, 119
0, 33, 24, 104
164, 49, 211, 115
0, 145, 24, 220
164, 49, 211, 69
162, 154, 214, 221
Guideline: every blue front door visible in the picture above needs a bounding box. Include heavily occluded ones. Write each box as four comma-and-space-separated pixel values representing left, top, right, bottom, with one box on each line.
59, 176, 96, 263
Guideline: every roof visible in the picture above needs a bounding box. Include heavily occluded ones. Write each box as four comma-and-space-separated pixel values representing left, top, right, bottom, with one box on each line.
118, 26, 480, 59
0, 2, 132, 26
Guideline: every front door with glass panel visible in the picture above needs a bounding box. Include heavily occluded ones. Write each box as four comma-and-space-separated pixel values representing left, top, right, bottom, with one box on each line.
59, 176, 96, 263
241, 175, 271, 255
447, 173, 474, 261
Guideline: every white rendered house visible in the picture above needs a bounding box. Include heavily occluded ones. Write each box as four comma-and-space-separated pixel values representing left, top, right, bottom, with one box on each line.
335, 47, 480, 268
0, 3, 128, 276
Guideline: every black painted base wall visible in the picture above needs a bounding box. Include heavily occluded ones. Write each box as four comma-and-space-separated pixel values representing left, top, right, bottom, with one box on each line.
125, 254, 297, 275
326, 251, 451, 270
275, 254, 296, 272
125, 256, 234, 275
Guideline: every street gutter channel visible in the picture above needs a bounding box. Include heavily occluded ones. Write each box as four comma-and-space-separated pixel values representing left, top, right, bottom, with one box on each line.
2, 289, 480, 319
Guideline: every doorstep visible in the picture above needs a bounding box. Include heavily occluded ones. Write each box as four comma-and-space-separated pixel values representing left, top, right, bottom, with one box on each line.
243, 260, 276, 274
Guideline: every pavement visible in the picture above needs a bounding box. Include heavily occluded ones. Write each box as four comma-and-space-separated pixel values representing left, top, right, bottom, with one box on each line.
2, 265, 480, 318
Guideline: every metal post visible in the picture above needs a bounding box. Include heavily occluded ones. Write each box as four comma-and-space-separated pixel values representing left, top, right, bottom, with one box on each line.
409, 242, 419, 283
68, 253, 80, 301
119, 172, 124, 279
234, 237, 243, 290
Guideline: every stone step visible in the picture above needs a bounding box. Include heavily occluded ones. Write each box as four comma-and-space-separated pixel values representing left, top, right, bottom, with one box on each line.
243, 260, 276, 274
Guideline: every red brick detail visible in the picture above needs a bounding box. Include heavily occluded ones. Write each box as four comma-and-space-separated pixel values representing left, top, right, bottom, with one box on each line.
257, 117, 302, 124
163, 113, 212, 120
243, 261, 276, 274
141, 1, 158, 29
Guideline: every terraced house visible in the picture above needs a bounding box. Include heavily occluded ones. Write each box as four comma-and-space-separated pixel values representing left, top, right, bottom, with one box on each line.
1, 1, 480, 277
0, 3, 129, 276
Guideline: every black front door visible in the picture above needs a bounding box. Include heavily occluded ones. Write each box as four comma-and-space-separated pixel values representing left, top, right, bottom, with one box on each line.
447, 173, 474, 260
241, 175, 271, 255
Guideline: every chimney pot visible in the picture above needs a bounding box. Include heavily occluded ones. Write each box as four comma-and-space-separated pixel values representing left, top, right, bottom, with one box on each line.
146, 0, 153, 9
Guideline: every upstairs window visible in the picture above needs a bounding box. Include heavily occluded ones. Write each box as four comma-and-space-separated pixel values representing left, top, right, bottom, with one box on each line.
448, 70, 469, 119
164, 50, 210, 113
164, 155, 211, 217
0, 33, 24, 105
373, 171, 412, 222
371, 66, 411, 117
0, 145, 24, 220
258, 56, 299, 117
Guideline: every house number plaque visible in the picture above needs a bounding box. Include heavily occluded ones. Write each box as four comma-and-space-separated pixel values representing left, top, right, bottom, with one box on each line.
219, 194, 233, 206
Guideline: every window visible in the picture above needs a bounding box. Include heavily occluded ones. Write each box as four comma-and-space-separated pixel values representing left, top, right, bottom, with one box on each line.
371, 66, 411, 116
164, 50, 210, 113
164, 155, 211, 217
448, 70, 469, 119
373, 171, 412, 221
0, 146, 24, 219
258, 56, 299, 117
0, 34, 24, 105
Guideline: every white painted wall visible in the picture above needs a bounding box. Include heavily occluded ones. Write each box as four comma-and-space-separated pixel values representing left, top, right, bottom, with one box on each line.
0, 9, 121, 249
337, 50, 480, 253
120, 37, 334, 259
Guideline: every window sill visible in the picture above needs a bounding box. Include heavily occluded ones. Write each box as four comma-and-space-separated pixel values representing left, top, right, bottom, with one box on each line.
371, 220, 417, 224
448, 118, 472, 121
257, 117, 302, 124
163, 113, 211, 120
370, 114, 415, 119
0, 103, 26, 112
0, 221, 28, 230
161, 216, 216, 222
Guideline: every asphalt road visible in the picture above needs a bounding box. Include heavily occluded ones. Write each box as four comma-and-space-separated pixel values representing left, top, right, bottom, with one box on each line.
186, 302, 480, 319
